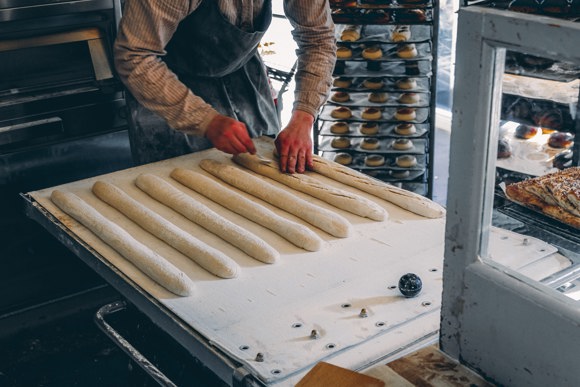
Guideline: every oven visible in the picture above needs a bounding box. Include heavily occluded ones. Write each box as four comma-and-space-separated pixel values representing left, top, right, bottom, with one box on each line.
0, 0, 133, 334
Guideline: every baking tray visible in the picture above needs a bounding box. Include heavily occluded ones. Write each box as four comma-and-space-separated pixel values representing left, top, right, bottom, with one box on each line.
23, 137, 445, 386
337, 24, 432, 44
318, 120, 430, 138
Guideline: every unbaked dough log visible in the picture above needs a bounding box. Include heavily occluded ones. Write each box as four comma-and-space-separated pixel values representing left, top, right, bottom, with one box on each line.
50, 190, 194, 297
311, 155, 446, 219
170, 168, 323, 251
135, 174, 278, 264
198, 159, 352, 238
233, 153, 387, 221
92, 181, 240, 278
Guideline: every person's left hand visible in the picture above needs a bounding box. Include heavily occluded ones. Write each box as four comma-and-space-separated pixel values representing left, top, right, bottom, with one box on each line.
275, 110, 315, 174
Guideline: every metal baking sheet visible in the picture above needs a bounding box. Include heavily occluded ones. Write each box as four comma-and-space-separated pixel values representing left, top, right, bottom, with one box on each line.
318, 120, 430, 138
334, 59, 433, 77
318, 136, 427, 155
319, 105, 430, 123
327, 91, 431, 108
26, 137, 445, 385
335, 42, 432, 62
336, 24, 432, 44
333, 76, 431, 93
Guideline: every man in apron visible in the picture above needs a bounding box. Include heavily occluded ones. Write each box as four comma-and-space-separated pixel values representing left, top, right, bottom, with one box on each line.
114, 0, 336, 174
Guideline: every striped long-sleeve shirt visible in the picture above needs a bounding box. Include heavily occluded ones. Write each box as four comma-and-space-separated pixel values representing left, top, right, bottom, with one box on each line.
114, 0, 337, 136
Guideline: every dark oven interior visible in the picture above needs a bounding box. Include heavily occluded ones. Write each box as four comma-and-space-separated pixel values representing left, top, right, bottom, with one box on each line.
0, 0, 133, 333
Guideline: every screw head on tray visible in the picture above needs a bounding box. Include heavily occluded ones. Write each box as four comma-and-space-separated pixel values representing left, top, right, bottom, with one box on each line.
398, 273, 422, 298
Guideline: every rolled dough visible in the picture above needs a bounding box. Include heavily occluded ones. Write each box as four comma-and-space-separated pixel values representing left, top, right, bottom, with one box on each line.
50, 190, 195, 297
233, 153, 387, 221
135, 174, 279, 264
311, 155, 446, 219
199, 159, 353, 238
92, 181, 240, 278
170, 168, 323, 252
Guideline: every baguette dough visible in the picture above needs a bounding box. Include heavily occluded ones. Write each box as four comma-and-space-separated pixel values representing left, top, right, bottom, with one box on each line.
170, 168, 323, 251
135, 174, 279, 264
199, 159, 352, 238
92, 181, 240, 278
232, 153, 387, 221
311, 155, 445, 219
50, 190, 195, 297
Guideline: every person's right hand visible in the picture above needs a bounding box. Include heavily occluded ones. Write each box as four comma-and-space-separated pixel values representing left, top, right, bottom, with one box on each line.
205, 114, 256, 155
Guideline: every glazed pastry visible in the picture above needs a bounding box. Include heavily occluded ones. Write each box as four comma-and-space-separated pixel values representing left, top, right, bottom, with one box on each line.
398, 93, 419, 104
361, 107, 382, 120
341, 26, 361, 42
392, 138, 413, 150
514, 124, 539, 139
362, 46, 383, 60
360, 122, 380, 135
394, 108, 417, 121
397, 44, 418, 59
331, 136, 351, 149
394, 123, 417, 135
368, 92, 388, 103
331, 91, 351, 103
334, 152, 353, 165
396, 77, 417, 90
548, 132, 574, 148
396, 154, 418, 168
363, 77, 384, 89
365, 154, 386, 167
331, 106, 353, 119
330, 122, 350, 134
391, 25, 411, 42
337, 46, 353, 59
333, 77, 353, 88
361, 137, 380, 150
497, 137, 512, 159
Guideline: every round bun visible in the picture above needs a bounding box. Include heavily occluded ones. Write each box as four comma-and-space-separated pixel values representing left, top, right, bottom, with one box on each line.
395, 155, 418, 168
368, 92, 388, 103
360, 137, 381, 150
391, 25, 411, 42
331, 91, 350, 103
391, 169, 411, 179
396, 78, 417, 90
334, 152, 353, 165
331, 136, 351, 149
333, 77, 353, 88
341, 27, 360, 42
331, 106, 353, 119
394, 123, 417, 135
362, 46, 383, 60
514, 124, 539, 140
397, 44, 418, 59
363, 77, 384, 89
395, 108, 417, 121
398, 93, 419, 104
362, 107, 382, 120
337, 46, 353, 59
365, 154, 386, 167
497, 138, 512, 158
360, 122, 380, 135
548, 131, 574, 148
392, 138, 414, 150
330, 121, 350, 134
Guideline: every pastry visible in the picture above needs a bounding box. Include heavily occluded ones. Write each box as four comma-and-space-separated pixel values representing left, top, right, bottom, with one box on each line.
199, 159, 352, 238
398, 93, 419, 104
392, 138, 413, 150
365, 154, 385, 167
395, 108, 417, 121
362, 107, 382, 120
497, 138, 512, 158
396, 154, 418, 168
391, 25, 411, 42
330, 121, 350, 134
391, 170, 411, 179
395, 123, 417, 135
333, 77, 353, 88
171, 169, 322, 252
368, 92, 388, 103
396, 77, 417, 90
362, 46, 383, 60
361, 137, 380, 150
331, 91, 351, 103
334, 152, 353, 165
360, 122, 380, 135
396, 9, 427, 22
341, 26, 361, 42
331, 106, 353, 119
363, 77, 384, 89
337, 46, 353, 59
514, 124, 539, 139
548, 132, 574, 148
331, 136, 351, 149
397, 44, 418, 59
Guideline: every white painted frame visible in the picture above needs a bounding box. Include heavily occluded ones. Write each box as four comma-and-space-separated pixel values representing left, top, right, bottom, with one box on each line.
442, 7, 580, 386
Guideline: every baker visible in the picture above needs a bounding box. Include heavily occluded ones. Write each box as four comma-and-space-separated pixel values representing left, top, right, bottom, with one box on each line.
114, 0, 336, 174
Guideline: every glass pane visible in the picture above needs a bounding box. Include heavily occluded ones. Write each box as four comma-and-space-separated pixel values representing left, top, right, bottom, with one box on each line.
483, 48, 580, 300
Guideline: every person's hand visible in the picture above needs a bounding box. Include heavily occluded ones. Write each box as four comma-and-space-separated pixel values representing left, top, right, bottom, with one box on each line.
275, 110, 315, 174
205, 114, 256, 155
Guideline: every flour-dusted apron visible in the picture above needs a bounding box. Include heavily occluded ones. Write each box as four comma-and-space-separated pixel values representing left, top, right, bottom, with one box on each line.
127, 0, 279, 164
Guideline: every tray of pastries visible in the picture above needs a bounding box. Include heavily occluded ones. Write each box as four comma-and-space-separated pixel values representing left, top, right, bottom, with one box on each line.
318, 121, 430, 138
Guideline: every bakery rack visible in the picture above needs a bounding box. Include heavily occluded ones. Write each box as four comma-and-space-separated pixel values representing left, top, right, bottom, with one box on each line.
315, 0, 439, 198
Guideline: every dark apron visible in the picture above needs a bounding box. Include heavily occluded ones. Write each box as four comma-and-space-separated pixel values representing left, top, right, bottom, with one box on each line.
127, 0, 279, 164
